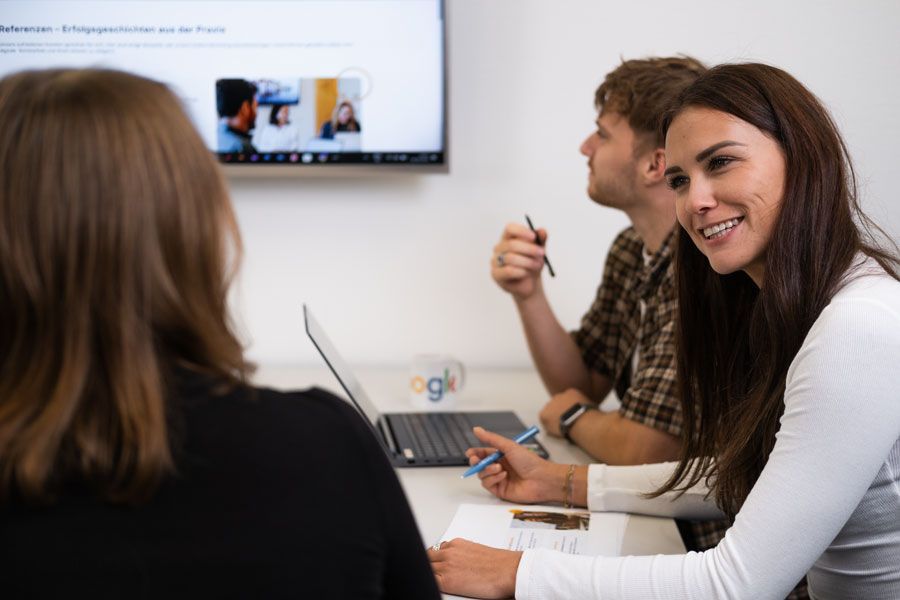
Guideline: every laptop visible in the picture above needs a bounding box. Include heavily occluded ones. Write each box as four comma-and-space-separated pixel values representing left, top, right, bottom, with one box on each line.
303, 305, 549, 468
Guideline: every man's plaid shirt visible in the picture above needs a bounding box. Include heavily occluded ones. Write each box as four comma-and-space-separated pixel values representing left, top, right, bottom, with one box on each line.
571, 226, 728, 552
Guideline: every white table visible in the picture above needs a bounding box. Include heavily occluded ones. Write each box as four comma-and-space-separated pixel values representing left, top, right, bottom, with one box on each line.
253, 365, 686, 559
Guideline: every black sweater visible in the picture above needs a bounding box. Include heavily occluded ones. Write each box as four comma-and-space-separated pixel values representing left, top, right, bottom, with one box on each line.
1, 380, 440, 599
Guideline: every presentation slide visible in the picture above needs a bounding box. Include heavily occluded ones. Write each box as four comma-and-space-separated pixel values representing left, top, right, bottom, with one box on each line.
0, 0, 445, 165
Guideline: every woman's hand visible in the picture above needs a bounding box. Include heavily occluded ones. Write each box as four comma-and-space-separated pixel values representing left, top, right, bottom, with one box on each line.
428, 538, 521, 599
466, 426, 568, 504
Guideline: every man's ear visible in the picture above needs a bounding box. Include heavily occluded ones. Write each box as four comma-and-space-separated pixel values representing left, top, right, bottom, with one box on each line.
641, 147, 667, 185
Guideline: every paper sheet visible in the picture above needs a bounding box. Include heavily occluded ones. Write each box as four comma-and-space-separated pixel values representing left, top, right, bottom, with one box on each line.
438, 503, 627, 557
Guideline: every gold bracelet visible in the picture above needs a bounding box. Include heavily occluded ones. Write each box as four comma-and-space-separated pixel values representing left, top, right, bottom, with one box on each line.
563, 464, 576, 508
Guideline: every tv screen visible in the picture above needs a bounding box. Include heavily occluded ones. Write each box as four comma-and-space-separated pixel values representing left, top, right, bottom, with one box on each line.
1, 0, 447, 172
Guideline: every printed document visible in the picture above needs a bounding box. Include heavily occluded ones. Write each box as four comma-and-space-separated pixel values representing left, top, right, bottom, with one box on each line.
439, 503, 628, 557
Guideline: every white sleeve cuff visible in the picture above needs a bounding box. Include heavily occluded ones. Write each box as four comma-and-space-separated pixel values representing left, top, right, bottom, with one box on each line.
587, 462, 723, 520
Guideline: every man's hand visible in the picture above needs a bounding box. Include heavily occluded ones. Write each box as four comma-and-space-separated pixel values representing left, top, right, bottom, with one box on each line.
428, 538, 521, 599
539, 388, 595, 437
490, 222, 548, 301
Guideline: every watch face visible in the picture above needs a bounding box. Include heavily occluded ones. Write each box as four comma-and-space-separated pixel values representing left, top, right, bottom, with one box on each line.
561, 403, 587, 425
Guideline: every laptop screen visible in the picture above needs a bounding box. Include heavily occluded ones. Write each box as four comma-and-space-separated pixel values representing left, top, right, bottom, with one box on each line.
303, 305, 382, 426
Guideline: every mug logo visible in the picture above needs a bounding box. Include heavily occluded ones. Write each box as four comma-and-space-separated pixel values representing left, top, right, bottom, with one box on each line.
410, 368, 457, 402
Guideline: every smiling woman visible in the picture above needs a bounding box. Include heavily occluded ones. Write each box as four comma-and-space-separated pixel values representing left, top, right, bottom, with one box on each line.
659, 64, 900, 523
429, 63, 900, 600
664, 113, 787, 285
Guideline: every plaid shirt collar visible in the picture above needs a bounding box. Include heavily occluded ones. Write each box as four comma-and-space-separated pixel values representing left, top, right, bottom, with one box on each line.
634, 227, 677, 300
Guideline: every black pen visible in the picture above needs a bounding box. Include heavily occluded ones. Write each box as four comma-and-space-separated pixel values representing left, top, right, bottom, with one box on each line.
525, 215, 555, 278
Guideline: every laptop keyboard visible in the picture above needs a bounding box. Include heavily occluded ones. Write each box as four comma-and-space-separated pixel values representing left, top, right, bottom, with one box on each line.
383, 411, 545, 465
404, 412, 480, 460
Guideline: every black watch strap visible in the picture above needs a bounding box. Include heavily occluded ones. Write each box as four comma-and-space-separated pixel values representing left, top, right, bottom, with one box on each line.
559, 402, 596, 443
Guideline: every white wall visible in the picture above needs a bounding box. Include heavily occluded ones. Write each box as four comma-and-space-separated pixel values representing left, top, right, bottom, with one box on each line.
229, 0, 900, 368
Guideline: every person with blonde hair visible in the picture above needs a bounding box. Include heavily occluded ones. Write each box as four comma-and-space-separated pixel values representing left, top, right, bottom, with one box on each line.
320, 99, 361, 139
0, 68, 439, 599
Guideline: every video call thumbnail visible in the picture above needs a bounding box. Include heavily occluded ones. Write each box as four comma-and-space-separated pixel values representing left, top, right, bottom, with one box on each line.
216, 77, 362, 155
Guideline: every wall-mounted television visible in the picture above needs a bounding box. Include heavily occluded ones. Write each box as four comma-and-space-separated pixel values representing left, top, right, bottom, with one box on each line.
1, 0, 447, 174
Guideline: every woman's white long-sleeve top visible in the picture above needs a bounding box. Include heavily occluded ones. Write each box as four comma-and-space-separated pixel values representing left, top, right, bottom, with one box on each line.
516, 263, 900, 600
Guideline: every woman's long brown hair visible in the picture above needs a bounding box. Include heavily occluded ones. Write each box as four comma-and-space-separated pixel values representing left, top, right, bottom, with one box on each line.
0, 69, 252, 504
331, 100, 360, 132
654, 64, 898, 517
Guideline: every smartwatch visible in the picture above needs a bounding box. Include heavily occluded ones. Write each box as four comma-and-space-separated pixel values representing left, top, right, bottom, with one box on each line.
559, 402, 596, 443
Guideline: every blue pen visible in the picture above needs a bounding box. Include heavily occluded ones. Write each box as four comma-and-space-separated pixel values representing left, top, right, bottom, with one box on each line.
461, 425, 540, 479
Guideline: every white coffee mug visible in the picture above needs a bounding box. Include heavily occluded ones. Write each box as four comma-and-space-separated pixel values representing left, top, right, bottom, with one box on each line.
409, 354, 465, 410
